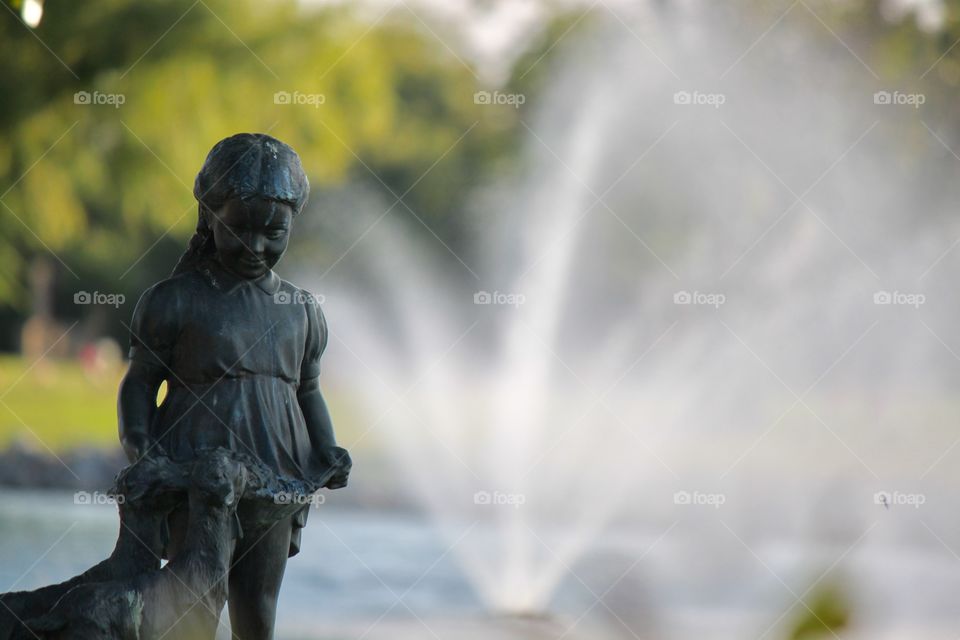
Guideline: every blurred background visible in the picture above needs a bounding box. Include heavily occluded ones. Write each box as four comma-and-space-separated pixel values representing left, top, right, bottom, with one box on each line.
3, 0, 960, 637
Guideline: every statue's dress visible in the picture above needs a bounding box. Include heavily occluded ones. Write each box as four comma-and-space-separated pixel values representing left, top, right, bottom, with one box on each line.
128, 257, 327, 556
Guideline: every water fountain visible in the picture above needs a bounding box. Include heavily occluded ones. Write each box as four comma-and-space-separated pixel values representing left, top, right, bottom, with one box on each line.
297, 2, 960, 637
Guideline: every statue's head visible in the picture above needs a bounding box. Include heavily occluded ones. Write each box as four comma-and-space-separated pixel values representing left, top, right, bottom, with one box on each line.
189, 448, 250, 510
173, 133, 310, 277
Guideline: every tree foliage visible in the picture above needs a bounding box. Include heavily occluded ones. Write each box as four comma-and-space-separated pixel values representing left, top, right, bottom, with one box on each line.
0, 0, 512, 312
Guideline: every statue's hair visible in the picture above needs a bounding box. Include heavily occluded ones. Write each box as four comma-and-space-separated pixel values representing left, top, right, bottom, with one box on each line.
172, 133, 310, 276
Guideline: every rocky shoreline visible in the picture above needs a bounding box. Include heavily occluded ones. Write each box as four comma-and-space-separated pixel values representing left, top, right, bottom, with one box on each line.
0, 444, 408, 511
0, 443, 127, 490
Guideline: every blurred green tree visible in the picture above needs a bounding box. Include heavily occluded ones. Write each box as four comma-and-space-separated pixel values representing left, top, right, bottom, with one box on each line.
0, 0, 514, 340
787, 582, 850, 639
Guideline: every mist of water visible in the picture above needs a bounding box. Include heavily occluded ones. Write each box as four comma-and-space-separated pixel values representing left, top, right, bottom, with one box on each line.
297, 2, 960, 636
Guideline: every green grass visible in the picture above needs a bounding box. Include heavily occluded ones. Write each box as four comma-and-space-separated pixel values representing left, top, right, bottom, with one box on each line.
0, 355, 122, 451
0, 356, 372, 455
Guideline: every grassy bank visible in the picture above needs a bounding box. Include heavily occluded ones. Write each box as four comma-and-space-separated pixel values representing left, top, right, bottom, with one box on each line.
0, 356, 370, 455
0, 356, 122, 451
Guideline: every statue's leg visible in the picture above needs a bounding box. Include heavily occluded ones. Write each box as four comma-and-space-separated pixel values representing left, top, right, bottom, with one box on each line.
162, 504, 222, 639
227, 514, 292, 640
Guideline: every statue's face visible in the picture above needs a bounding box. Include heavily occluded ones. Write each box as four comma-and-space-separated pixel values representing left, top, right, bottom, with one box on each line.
210, 197, 293, 279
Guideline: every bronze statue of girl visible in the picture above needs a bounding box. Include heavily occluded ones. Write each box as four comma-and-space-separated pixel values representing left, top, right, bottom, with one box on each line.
118, 133, 351, 640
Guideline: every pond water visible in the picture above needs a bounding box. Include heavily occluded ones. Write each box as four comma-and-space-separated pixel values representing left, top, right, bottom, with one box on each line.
2, 489, 960, 639
0, 490, 480, 638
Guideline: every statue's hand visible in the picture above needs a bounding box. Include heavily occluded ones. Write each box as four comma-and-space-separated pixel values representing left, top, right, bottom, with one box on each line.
318, 446, 352, 489
121, 430, 154, 463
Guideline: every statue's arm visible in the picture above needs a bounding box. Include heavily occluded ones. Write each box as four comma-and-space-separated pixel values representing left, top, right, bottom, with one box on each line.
298, 378, 351, 488
297, 377, 335, 447
117, 361, 166, 462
